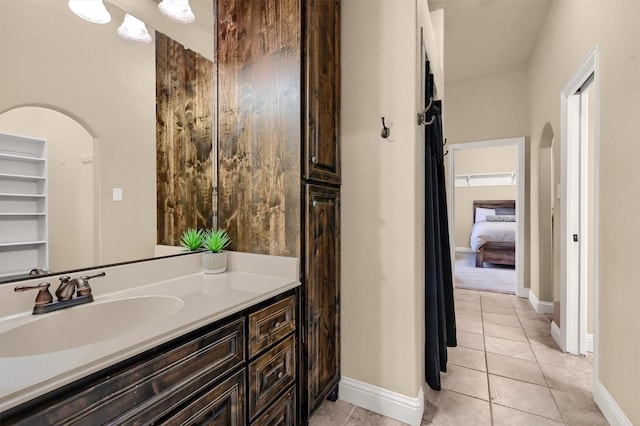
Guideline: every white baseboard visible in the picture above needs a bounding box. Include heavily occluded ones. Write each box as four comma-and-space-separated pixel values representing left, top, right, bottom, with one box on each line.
340, 377, 424, 426
455, 247, 474, 253
551, 320, 564, 351
586, 333, 593, 353
593, 379, 632, 426
528, 290, 554, 315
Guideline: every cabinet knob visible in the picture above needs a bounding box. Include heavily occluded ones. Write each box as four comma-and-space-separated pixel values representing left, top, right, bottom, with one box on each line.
311, 156, 318, 164
277, 371, 284, 379
312, 200, 318, 208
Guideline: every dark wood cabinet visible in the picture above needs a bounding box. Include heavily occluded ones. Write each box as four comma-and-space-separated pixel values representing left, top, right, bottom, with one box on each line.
305, 184, 341, 413
1, 291, 298, 426
304, 0, 341, 185
217, 0, 341, 421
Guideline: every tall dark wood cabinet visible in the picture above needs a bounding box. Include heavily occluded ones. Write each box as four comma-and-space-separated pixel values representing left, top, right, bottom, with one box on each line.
217, 0, 341, 422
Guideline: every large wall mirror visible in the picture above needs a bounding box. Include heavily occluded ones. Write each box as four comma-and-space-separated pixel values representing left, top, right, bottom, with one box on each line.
0, 0, 215, 283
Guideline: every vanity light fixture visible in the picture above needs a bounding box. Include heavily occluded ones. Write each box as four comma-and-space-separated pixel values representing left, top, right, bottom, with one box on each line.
68, 0, 111, 24
158, 0, 195, 24
118, 14, 153, 45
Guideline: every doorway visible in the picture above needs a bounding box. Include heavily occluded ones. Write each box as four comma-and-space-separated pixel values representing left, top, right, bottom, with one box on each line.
448, 137, 526, 298
557, 46, 599, 357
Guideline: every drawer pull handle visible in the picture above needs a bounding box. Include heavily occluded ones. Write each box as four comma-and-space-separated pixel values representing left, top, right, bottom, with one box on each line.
277, 371, 284, 379
273, 321, 281, 330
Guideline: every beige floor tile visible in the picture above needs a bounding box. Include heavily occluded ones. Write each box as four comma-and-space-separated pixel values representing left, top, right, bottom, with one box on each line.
482, 311, 522, 328
481, 296, 514, 308
520, 317, 552, 332
454, 290, 481, 302
484, 336, 536, 361
456, 317, 484, 335
551, 388, 609, 426
540, 362, 593, 397
525, 328, 560, 348
511, 297, 534, 309
345, 407, 405, 426
309, 399, 355, 425
531, 344, 592, 370
481, 304, 517, 317
515, 307, 544, 320
492, 404, 564, 426
486, 352, 547, 386
440, 364, 489, 400
484, 322, 528, 342
456, 300, 482, 312
447, 346, 487, 371
456, 330, 485, 351
456, 308, 483, 321
489, 375, 563, 421
423, 389, 491, 425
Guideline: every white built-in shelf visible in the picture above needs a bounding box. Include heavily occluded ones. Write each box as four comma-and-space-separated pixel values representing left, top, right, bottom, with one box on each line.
455, 172, 517, 188
0, 132, 49, 275
0, 240, 47, 248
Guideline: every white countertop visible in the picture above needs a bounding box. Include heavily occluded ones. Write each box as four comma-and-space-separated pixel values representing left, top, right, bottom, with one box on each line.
0, 253, 300, 412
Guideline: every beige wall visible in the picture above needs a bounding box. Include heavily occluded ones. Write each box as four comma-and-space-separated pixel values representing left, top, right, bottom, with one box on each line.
529, 0, 640, 422
341, 0, 442, 400
1, 0, 157, 268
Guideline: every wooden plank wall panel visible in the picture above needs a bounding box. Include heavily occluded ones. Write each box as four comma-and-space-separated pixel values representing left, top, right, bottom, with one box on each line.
156, 32, 215, 246
217, 0, 302, 257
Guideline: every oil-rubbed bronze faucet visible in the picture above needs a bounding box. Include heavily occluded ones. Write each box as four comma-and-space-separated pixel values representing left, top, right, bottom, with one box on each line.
15, 272, 106, 315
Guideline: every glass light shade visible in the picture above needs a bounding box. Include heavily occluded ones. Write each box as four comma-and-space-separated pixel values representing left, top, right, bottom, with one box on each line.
158, 0, 195, 24
68, 0, 111, 24
118, 14, 153, 45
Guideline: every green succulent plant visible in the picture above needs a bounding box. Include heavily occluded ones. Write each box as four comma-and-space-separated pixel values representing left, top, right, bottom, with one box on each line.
180, 228, 204, 251
203, 229, 231, 253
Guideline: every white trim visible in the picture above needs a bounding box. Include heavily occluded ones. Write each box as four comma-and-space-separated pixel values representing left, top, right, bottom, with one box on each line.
448, 137, 526, 299
455, 246, 474, 253
528, 290, 554, 315
551, 320, 563, 350
593, 379, 632, 426
560, 45, 600, 356
339, 377, 424, 426
585, 333, 593, 353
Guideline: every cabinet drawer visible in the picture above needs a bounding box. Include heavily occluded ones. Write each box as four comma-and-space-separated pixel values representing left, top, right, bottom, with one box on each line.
248, 295, 296, 357
251, 387, 295, 426
160, 370, 245, 426
4, 318, 245, 425
248, 335, 296, 420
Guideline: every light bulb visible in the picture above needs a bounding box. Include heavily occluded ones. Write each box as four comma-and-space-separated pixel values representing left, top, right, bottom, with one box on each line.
118, 14, 152, 45
158, 0, 195, 24
68, 0, 111, 24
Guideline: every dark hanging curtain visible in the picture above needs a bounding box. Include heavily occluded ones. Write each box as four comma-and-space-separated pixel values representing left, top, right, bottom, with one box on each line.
424, 67, 457, 391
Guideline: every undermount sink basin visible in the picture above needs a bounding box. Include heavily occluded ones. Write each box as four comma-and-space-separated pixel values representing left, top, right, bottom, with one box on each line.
0, 296, 184, 357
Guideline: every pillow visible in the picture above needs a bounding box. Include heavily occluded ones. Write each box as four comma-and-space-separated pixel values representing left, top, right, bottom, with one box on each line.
486, 214, 516, 222
475, 207, 495, 223
495, 207, 516, 215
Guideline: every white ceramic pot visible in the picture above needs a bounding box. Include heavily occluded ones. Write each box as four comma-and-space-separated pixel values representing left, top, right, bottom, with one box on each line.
202, 251, 228, 274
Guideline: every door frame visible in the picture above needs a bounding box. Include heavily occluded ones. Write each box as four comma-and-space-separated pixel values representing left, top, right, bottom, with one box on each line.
559, 45, 600, 358
448, 137, 526, 298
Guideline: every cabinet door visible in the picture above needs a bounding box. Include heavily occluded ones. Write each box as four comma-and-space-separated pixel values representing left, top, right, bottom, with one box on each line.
161, 370, 245, 426
305, 185, 340, 414
304, 0, 341, 184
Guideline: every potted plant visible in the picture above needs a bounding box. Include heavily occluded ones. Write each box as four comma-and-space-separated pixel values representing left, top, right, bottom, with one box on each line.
201, 229, 231, 274
179, 228, 204, 252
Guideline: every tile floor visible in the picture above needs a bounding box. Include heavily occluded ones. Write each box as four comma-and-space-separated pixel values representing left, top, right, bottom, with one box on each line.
309, 288, 608, 425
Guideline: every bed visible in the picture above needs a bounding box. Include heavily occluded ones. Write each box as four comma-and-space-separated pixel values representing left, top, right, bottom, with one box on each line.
471, 200, 516, 268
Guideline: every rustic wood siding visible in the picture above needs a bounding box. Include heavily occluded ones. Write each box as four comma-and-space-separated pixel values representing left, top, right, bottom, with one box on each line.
156, 32, 215, 246
217, 0, 302, 257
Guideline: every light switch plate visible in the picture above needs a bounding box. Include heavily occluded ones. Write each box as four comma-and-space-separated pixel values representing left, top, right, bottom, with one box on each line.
113, 188, 123, 201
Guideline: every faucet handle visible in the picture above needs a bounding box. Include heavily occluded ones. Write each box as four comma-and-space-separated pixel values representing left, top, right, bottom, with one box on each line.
14, 282, 53, 306
76, 272, 105, 297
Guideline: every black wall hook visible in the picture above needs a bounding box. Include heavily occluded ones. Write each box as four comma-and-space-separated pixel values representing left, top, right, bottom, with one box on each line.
380, 117, 390, 139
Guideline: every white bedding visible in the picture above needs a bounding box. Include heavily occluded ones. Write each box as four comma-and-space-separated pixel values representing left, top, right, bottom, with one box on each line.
470, 221, 516, 251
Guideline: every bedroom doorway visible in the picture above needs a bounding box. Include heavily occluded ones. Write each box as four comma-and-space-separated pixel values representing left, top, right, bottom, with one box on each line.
448, 137, 526, 298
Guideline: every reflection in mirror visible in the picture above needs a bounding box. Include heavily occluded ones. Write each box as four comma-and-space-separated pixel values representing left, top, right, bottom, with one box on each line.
0, 0, 215, 283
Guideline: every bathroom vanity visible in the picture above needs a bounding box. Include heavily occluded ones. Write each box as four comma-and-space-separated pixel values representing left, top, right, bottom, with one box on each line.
0, 252, 301, 425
